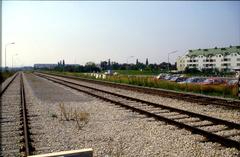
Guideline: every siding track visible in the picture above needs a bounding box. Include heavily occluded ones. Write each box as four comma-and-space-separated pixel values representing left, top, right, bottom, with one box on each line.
36, 72, 240, 110
35, 73, 240, 150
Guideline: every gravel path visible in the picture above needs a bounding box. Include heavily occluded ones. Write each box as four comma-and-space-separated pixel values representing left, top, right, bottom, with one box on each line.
39, 74, 240, 124
0, 74, 22, 156
24, 73, 240, 156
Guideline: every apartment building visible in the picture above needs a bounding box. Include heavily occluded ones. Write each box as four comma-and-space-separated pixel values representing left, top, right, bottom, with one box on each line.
177, 46, 240, 71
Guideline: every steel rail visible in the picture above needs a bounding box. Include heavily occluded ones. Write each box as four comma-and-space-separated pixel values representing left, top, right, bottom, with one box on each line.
36, 73, 240, 150
35, 72, 240, 109
20, 72, 32, 156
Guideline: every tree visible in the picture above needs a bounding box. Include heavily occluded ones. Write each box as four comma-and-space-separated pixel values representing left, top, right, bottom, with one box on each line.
136, 62, 146, 70
85, 62, 100, 72
136, 59, 139, 65
159, 62, 169, 70
112, 62, 120, 70
146, 58, 149, 66
184, 67, 200, 74
108, 59, 111, 70
100, 61, 108, 70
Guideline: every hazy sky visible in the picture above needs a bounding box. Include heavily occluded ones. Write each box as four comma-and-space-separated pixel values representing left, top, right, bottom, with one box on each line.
2, 1, 240, 67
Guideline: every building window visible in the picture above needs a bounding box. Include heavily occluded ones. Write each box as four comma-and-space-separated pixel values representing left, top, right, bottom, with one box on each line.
221, 58, 231, 62
237, 63, 240, 66
237, 58, 240, 61
204, 59, 216, 62
221, 63, 231, 66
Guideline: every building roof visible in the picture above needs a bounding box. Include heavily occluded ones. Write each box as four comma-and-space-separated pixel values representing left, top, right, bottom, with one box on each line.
187, 45, 240, 57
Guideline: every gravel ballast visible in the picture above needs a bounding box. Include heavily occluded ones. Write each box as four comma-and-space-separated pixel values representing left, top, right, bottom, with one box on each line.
24, 73, 240, 156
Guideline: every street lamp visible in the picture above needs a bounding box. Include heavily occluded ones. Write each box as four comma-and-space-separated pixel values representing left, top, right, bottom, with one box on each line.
5, 42, 15, 70
12, 53, 18, 69
167, 50, 177, 73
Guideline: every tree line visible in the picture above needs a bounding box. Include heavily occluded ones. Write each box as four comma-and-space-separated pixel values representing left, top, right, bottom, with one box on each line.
48, 58, 176, 73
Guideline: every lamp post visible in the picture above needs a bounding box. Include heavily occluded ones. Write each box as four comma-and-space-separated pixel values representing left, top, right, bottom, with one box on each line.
12, 53, 18, 70
167, 50, 177, 73
5, 42, 15, 70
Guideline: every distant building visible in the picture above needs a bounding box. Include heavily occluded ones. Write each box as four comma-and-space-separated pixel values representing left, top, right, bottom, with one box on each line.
34, 64, 57, 69
66, 64, 80, 66
176, 45, 240, 71
34, 64, 80, 70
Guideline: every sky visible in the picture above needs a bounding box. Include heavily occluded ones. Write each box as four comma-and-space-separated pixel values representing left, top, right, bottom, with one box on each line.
2, 1, 240, 67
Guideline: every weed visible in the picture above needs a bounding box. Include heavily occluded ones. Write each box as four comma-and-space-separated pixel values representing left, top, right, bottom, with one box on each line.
59, 103, 70, 121
74, 110, 90, 130
50, 113, 58, 118
58, 103, 90, 130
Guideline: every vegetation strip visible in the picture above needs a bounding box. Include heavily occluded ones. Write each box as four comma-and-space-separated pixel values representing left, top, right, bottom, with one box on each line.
36, 73, 240, 150
38, 71, 240, 109
0, 71, 15, 84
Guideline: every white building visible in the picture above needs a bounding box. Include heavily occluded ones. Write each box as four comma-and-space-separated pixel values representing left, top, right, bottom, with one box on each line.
177, 46, 240, 72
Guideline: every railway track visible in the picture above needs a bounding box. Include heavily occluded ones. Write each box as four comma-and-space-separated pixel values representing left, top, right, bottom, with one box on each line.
37, 72, 240, 109
0, 72, 34, 156
36, 73, 240, 150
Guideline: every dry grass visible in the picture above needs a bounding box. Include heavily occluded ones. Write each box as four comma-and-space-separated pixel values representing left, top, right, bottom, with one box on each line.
74, 110, 90, 130
59, 103, 70, 121
58, 103, 90, 130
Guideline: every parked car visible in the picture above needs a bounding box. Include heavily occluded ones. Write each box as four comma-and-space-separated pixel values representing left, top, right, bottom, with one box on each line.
179, 77, 206, 84
169, 76, 179, 82
226, 79, 238, 86
164, 75, 172, 80
201, 77, 225, 85
169, 76, 185, 82
175, 77, 188, 83
156, 73, 167, 79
